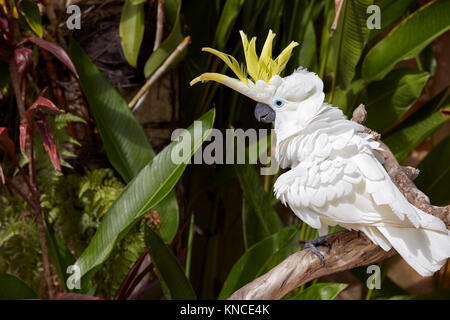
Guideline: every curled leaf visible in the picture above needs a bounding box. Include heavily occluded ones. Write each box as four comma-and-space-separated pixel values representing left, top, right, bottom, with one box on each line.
23, 37, 79, 78
26, 95, 63, 128
14, 47, 33, 80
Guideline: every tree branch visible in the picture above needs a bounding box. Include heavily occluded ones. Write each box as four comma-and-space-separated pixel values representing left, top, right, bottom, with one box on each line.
228, 104, 450, 300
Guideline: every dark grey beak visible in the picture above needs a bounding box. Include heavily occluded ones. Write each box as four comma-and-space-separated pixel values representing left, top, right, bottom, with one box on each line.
254, 103, 276, 123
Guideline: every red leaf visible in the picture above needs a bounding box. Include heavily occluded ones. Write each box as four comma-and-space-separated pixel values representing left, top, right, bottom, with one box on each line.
14, 47, 33, 80
36, 119, 61, 173
26, 96, 63, 128
54, 293, 103, 300
24, 37, 79, 78
19, 123, 29, 161
0, 127, 15, 158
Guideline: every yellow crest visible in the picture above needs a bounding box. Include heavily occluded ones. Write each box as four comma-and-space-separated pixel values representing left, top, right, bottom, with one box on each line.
190, 30, 299, 86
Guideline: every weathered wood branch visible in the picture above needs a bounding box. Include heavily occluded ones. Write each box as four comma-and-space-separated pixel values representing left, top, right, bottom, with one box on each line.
228, 104, 450, 300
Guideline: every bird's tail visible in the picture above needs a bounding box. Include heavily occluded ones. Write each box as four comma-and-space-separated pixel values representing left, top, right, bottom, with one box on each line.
376, 209, 450, 277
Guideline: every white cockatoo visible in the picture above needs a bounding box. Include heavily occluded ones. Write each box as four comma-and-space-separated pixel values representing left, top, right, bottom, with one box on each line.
191, 30, 450, 276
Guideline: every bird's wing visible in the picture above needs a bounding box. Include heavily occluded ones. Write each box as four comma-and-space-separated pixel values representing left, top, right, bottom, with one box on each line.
274, 128, 444, 232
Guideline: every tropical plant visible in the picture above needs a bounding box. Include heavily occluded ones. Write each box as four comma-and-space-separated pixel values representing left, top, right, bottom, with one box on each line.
0, 0, 449, 301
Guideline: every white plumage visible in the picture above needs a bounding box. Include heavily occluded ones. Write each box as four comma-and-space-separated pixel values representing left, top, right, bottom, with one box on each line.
271, 69, 450, 276
191, 31, 450, 276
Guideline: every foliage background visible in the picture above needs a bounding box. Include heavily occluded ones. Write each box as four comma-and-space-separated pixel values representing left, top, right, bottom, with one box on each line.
0, 0, 449, 300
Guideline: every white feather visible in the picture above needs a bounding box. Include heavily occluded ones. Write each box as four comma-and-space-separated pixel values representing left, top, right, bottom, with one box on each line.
271, 72, 450, 276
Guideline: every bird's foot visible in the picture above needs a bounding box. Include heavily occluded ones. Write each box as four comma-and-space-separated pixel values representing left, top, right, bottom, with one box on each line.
302, 235, 331, 266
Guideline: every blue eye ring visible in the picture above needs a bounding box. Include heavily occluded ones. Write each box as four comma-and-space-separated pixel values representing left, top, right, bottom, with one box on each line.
273, 98, 285, 108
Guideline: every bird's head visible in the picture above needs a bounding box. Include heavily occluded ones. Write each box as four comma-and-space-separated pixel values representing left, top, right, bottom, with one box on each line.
191, 30, 326, 141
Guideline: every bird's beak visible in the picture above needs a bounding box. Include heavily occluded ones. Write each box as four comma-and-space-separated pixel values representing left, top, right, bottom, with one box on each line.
254, 103, 275, 123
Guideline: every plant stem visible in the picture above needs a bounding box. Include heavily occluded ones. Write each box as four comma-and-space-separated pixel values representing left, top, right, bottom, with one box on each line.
10, 56, 56, 298
129, 36, 191, 111
185, 212, 195, 278
29, 121, 55, 299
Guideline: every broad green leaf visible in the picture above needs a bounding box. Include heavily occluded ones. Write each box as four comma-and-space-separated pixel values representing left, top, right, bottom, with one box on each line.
120, 0, 146, 67
144, 225, 196, 300
384, 99, 449, 163
360, 68, 429, 133
68, 38, 154, 182
144, 0, 183, 78
332, 0, 372, 89
215, 0, 246, 51
415, 135, 450, 206
368, 0, 415, 41
19, 0, 43, 38
74, 109, 215, 283
362, 0, 450, 81
289, 283, 348, 300
218, 224, 300, 300
68, 38, 179, 244
0, 274, 37, 299
45, 223, 76, 287
235, 164, 283, 240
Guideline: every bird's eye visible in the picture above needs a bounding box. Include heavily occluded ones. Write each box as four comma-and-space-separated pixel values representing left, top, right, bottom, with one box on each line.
273, 98, 285, 108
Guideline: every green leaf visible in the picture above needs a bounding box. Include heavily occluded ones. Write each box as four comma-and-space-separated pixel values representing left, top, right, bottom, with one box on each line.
368, 0, 415, 41
256, 227, 301, 276
144, 225, 196, 300
331, 79, 365, 116
332, 0, 372, 89
362, 0, 450, 81
289, 283, 348, 300
45, 223, 76, 287
215, 0, 246, 51
19, 0, 43, 38
144, 0, 183, 78
120, 0, 146, 67
68, 38, 154, 182
384, 97, 449, 163
360, 68, 429, 133
415, 135, 450, 206
218, 224, 300, 300
68, 38, 179, 244
0, 274, 38, 299
74, 109, 215, 283
235, 164, 283, 240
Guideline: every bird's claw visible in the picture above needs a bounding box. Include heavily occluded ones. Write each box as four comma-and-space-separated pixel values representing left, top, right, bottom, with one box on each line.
302, 235, 330, 266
